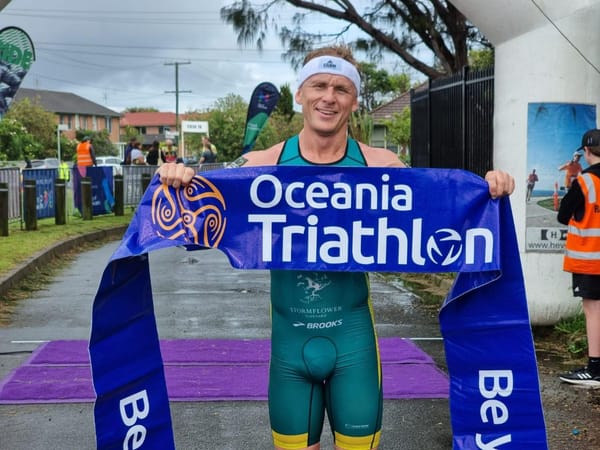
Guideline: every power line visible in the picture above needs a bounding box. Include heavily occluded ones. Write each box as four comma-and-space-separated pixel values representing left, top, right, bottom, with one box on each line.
530, 0, 600, 75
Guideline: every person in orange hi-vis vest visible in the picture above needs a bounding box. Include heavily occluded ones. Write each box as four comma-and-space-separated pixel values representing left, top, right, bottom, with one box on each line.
558, 128, 600, 387
76, 136, 97, 167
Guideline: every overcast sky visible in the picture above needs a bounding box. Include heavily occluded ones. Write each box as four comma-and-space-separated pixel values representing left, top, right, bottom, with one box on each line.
0, 0, 407, 114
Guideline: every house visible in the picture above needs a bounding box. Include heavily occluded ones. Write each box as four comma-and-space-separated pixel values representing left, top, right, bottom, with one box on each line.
120, 111, 186, 146
14, 88, 121, 143
370, 90, 411, 157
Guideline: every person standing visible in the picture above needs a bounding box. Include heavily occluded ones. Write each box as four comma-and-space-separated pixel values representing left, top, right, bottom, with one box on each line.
199, 136, 218, 164
526, 168, 538, 202
157, 45, 514, 450
129, 141, 146, 165
146, 140, 166, 166
164, 139, 178, 163
123, 136, 137, 165
558, 129, 600, 386
76, 136, 96, 167
559, 151, 583, 191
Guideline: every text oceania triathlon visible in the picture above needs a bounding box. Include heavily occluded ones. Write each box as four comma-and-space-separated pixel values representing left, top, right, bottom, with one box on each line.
246, 174, 494, 267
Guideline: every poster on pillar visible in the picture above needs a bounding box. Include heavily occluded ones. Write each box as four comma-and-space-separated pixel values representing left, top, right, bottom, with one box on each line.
525, 102, 596, 252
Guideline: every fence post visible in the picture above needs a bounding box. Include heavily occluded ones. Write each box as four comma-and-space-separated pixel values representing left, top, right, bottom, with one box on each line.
141, 172, 151, 195
23, 178, 37, 230
55, 178, 66, 225
114, 174, 124, 216
81, 177, 93, 220
0, 182, 8, 236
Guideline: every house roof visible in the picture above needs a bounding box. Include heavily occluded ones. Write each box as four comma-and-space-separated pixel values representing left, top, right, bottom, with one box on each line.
14, 88, 121, 117
371, 90, 411, 122
121, 111, 189, 127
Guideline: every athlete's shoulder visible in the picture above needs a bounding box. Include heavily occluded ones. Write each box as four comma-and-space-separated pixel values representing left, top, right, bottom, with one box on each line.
358, 143, 406, 168
229, 142, 285, 167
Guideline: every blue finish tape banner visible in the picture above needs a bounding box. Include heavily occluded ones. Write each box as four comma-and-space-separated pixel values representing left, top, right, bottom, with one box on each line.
89, 166, 548, 449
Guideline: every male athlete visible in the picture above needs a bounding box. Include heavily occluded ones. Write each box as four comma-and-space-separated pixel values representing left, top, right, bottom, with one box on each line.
158, 45, 514, 450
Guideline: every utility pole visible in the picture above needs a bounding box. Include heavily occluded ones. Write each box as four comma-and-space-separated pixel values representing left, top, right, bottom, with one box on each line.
164, 61, 191, 156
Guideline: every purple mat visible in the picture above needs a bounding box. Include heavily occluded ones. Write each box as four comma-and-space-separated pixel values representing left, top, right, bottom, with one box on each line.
0, 338, 448, 404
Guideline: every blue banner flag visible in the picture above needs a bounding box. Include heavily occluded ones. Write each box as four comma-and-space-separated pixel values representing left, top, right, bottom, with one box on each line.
0, 26, 35, 118
241, 82, 280, 154
89, 166, 548, 449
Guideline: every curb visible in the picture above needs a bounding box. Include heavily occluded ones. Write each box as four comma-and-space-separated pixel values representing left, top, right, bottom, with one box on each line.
0, 225, 128, 299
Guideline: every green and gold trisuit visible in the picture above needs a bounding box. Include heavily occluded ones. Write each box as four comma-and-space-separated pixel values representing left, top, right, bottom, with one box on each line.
269, 135, 383, 450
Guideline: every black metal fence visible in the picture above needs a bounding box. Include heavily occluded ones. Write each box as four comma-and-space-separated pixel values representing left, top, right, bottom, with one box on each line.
410, 66, 494, 177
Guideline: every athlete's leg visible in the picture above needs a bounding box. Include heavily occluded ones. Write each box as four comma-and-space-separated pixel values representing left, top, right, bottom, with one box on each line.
269, 355, 327, 449
583, 298, 600, 357
326, 342, 382, 450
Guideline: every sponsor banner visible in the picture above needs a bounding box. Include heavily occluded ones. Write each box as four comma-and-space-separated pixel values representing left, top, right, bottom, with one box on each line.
525, 227, 567, 252
22, 168, 57, 219
0, 26, 35, 118
90, 166, 547, 449
241, 82, 280, 154
72, 166, 115, 215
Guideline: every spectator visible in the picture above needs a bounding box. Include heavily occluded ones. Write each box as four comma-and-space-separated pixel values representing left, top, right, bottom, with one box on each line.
558, 129, 600, 387
146, 140, 166, 166
76, 136, 97, 167
199, 136, 218, 164
164, 139, 178, 163
129, 141, 146, 165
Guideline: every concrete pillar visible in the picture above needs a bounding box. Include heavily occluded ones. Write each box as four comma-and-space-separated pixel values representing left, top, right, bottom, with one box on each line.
451, 0, 600, 324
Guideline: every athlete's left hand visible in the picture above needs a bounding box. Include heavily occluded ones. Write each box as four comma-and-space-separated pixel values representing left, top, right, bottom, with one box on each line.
485, 170, 515, 198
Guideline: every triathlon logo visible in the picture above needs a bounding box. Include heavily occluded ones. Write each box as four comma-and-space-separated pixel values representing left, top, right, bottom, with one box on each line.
0, 27, 35, 118
151, 175, 227, 248
426, 228, 463, 266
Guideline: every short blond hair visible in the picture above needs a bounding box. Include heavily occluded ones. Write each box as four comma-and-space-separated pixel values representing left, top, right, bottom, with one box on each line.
303, 45, 358, 68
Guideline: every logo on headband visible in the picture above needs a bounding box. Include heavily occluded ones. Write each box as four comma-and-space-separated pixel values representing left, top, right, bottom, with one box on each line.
151, 176, 227, 248
322, 59, 339, 71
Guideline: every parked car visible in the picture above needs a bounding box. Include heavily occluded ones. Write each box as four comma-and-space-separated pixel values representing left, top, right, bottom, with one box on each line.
96, 156, 123, 176
30, 158, 60, 169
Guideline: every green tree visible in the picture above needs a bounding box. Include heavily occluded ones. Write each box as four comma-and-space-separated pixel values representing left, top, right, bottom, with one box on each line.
5, 97, 56, 157
206, 94, 248, 162
221, 1, 490, 79
274, 84, 295, 121
469, 48, 494, 70
123, 107, 159, 113
383, 107, 411, 164
359, 63, 412, 111
0, 118, 41, 162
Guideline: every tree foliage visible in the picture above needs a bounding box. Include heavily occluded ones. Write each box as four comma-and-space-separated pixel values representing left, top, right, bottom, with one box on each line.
383, 107, 411, 160
221, 1, 490, 80
275, 83, 295, 121
359, 63, 411, 111
0, 118, 40, 162
5, 98, 56, 155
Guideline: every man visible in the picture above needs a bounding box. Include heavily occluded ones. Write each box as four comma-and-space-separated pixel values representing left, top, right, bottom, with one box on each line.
558, 129, 600, 386
199, 136, 218, 164
526, 168, 538, 202
559, 151, 583, 191
158, 45, 514, 450
76, 136, 96, 167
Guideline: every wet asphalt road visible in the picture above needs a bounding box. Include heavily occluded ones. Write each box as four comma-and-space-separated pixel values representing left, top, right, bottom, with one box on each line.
0, 240, 451, 450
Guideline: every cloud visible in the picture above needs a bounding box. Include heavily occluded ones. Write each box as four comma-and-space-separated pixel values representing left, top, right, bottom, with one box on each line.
0, 0, 298, 113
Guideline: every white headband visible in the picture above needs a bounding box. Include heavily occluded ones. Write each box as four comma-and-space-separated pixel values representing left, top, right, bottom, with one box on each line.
296, 55, 361, 96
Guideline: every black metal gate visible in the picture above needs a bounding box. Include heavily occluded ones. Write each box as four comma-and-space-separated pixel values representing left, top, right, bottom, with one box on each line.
410, 66, 494, 177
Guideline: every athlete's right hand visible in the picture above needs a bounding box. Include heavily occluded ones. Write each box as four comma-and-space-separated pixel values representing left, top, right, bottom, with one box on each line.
156, 162, 195, 189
